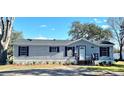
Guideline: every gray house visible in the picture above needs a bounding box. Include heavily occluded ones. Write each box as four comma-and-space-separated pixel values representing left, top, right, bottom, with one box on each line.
13, 38, 114, 65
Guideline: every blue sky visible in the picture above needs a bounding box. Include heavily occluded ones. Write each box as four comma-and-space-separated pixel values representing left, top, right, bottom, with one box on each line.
13, 17, 109, 40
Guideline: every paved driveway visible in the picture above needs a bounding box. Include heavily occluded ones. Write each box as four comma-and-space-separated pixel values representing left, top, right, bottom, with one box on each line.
0, 66, 123, 76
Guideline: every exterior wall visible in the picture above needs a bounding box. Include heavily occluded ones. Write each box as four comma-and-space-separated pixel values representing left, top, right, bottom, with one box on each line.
13, 39, 114, 64
68, 40, 114, 60
68, 40, 99, 60
13, 45, 76, 64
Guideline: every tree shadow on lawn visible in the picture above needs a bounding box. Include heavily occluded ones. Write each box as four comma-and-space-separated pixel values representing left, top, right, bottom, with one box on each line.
112, 64, 124, 68
0, 68, 120, 76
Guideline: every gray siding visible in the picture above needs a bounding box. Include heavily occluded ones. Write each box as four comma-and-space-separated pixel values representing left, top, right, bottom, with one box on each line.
13, 45, 72, 64
14, 45, 66, 58
13, 39, 114, 64
68, 39, 113, 60
68, 39, 99, 59
29, 46, 64, 57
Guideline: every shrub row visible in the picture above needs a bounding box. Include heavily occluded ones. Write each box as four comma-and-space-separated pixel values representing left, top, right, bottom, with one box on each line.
96, 61, 113, 66
13, 61, 76, 65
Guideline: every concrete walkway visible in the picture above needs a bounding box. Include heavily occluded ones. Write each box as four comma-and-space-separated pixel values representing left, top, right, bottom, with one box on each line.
0, 66, 123, 76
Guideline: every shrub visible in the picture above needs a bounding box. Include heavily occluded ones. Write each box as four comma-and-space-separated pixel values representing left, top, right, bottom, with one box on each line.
64, 62, 70, 65
99, 61, 106, 66
103, 61, 106, 66
99, 62, 103, 66
95, 64, 99, 66
46, 61, 49, 64
52, 62, 55, 64
7, 56, 13, 64
114, 59, 119, 62
108, 61, 112, 66
59, 62, 61, 65
71, 62, 74, 65
33, 61, 36, 65
9, 60, 13, 64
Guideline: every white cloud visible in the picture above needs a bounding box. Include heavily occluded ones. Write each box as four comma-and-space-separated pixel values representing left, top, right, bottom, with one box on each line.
40, 25, 47, 27
33, 36, 53, 40
103, 19, 107, 22
101, 25, 110, 29
51, 28, 55, 31
94, 18, 102, 23
90, 20, 94, 23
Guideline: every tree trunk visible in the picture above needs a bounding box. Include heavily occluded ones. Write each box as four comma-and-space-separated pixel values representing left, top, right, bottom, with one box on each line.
0, 17, 14, 65
0, 49, 7, 65
119, 45, 123, 61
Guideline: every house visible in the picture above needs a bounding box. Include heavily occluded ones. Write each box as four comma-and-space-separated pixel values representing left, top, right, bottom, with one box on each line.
13, 38, 114, 65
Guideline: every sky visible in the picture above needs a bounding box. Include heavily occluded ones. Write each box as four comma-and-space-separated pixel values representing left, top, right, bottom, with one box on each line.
13, 17, 109, 40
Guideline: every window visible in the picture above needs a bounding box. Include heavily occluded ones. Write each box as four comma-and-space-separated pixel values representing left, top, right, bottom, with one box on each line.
100, 47, 109, 57
49, 46, 59, 52
18, 46, 29, 56
65, 47, 75, 57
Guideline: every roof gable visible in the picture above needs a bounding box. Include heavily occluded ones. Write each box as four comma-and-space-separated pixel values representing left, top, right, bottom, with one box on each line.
67, 38, 114, 46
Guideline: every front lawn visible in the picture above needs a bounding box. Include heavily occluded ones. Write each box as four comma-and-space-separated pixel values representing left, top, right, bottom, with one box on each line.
78, 61, 124, 72
0, 62, 124, 72
0, 64, 65, 72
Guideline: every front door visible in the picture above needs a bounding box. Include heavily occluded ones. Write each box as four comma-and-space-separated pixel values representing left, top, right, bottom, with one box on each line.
79, 46, 86, 60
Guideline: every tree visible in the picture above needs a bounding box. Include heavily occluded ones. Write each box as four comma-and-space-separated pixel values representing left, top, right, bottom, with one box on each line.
69, 21, 113, 41
7, 31, 23, 64
0, 17, 15, 64
107, 17, 124, 60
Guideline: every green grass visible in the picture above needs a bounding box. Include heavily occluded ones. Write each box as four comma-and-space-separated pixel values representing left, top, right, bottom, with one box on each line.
78, 62, 124, 72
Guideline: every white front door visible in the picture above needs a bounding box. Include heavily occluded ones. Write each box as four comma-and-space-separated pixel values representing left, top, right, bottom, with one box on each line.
79, 46, 85, 60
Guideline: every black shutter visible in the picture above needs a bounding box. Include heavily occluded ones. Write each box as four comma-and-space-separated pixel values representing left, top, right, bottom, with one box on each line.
49, 46, 51, 52
27, 46, 29, 56
18, 46, 20, 56
57, 47, 59, 52
65, 46, 67, 56
100, 47, 102, 57
72, 47, 75, 56
107, 47, 110, 57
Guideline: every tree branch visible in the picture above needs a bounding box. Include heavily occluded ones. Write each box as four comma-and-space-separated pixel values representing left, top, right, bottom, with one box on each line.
4, 17, 14, 50
0, 17, 5, 41
3, 17, 10, 42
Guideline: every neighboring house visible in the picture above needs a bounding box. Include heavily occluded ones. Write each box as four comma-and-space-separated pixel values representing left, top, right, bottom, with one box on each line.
13, 38, 114, 65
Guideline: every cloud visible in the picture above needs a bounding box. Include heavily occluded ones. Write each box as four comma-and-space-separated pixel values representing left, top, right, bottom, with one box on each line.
40, 25, 47, 27
103, 19, 107, 22
33, 36, 53, 40
94, 18, 102, 23
51, 28, 55, 31
101, 25, 110, 29
90, 20, 94, 23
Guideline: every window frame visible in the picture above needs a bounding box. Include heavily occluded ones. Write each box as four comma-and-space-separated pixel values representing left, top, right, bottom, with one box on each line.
18, 46, 29, 56
65, 46, 75, 57
49, 46, 59, 52
100, 47, 109, 57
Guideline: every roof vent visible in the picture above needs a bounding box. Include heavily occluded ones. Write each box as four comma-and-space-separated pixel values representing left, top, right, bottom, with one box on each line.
27, 39, 32, 41
53, 39, 56, 41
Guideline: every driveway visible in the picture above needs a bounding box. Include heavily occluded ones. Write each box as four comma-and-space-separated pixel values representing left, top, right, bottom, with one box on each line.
0, 66, 123, 76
